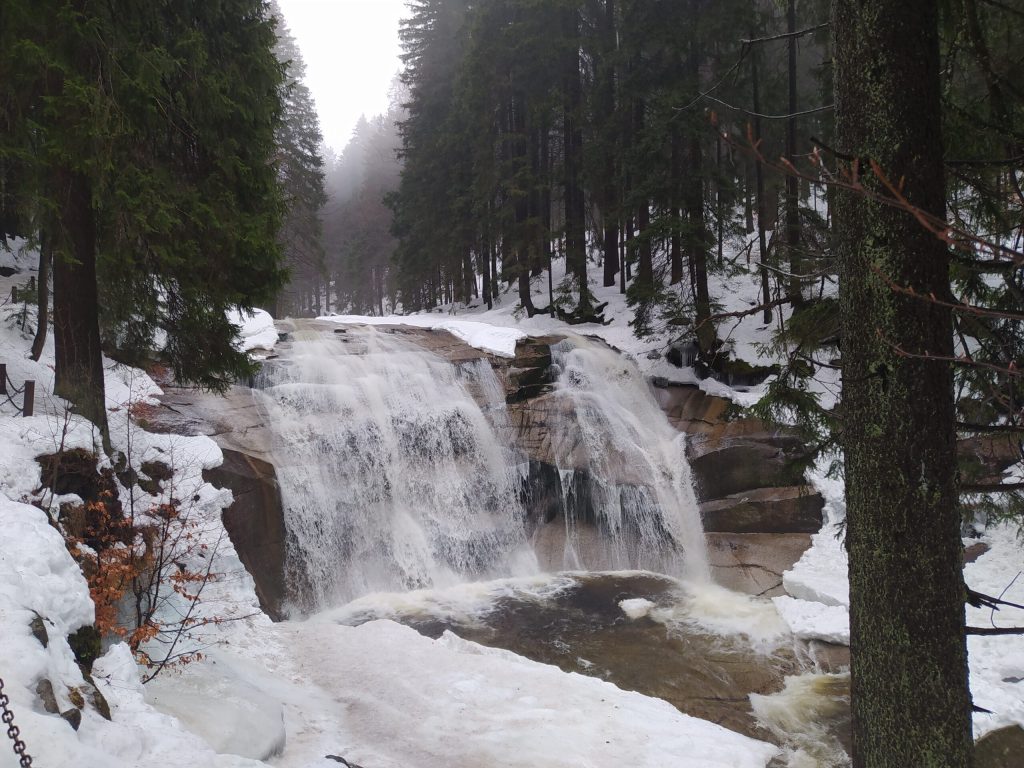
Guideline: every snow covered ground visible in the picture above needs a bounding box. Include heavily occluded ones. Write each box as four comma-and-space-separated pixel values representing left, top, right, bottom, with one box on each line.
2, 239, 1022, 768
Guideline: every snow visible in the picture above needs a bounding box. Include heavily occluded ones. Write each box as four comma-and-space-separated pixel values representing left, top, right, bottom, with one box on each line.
230, 308, 279, 353
619, 597, 656, 619
268, 618, 780, 768
319, 313, 527, 358
782, 472, 850, 608
964, 524, 1024, 737
772, 596, 850, 645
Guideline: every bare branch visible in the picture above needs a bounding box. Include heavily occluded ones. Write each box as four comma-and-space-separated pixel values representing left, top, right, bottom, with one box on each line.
966, 626, 1024, 635
960, 482, 1024, 493
741, 23, 829, 45
876, 329, 1024, 378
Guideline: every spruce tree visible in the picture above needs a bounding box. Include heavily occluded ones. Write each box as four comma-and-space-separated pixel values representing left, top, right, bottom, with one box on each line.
833, 0, 974, 763
0, 0, 286, 436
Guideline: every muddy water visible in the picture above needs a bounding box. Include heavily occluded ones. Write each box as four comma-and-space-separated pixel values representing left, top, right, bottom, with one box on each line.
327, 572, 851, 763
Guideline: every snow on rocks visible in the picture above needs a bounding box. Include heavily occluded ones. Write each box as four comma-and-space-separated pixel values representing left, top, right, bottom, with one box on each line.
319, 313, 527, 358
619, 597, 656, 619
772, 596, 850, 645
230, 308, 279, 353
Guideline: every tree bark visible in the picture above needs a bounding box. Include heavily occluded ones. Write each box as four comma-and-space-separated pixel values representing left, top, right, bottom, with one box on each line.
562, 5, 589, 314
52, 166, 107, 440
750, 36, 771, 325
833, 0, 973, 765
785, 0, 802, 307
31, 233, 51, 362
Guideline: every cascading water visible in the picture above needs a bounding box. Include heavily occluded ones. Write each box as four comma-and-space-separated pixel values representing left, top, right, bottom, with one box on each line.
254, 327, 538, 612
544, 336, 710, 581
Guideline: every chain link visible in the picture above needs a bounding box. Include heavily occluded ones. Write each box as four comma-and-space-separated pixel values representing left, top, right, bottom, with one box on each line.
0, 676, 33, 767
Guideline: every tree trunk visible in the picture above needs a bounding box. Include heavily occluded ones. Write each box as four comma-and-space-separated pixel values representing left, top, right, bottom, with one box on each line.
481, 220, 493, 310
31, 233, 51, 362
600, 0, 619, 288
785, 0, 802, 307
562, 6, 589, 315
52, 166, 107, 441
670, 130, 684, 285
751, 36, 772, 325
833, 0, 973, 765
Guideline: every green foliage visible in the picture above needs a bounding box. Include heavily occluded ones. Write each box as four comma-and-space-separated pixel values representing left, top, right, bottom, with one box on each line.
0, 0, 286, 392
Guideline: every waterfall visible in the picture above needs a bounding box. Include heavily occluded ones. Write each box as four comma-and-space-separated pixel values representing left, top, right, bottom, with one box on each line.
545, 336, 710, 581
255, 327, 538, 612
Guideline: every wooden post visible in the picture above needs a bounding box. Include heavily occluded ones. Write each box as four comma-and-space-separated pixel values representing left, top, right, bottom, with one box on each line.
0, 363, 6, 395
22, 381, 34, 417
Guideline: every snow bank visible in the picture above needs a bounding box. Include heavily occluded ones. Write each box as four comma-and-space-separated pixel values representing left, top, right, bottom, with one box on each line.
278, 618, 780, 768
964, 524, 1024, 738
229, 308, 278, 353
319, 313, 527, 358
782, 472, 850, 608
772, 596, 850, 645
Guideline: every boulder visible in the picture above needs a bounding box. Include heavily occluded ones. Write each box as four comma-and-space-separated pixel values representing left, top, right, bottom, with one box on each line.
706, 533, 812, 597
701, 486, 824, 534
975, 725, 1024, 768
203, 449, 287, 620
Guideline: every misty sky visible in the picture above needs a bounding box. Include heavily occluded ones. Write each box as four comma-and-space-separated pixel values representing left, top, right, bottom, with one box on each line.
276, 0, 407, 152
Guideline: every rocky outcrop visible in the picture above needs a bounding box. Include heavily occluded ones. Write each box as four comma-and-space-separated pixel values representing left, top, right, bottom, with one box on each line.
975, 725, 1024, 768
160, 323, 826, 612
654, 384, 824, 529
203, 449, 287, 620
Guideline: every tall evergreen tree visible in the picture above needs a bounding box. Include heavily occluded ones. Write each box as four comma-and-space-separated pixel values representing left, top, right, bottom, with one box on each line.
0, 0, 286, 437
269, 2, 328, 316
833, 0, 974, 764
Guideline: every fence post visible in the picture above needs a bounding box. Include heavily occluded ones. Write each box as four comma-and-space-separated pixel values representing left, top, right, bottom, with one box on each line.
22, 380, 34, 418
0, 363, 6, 395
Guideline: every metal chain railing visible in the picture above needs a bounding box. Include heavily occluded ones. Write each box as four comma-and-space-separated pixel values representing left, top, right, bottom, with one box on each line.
0, 676, 33, 767
0, 363, 34, 417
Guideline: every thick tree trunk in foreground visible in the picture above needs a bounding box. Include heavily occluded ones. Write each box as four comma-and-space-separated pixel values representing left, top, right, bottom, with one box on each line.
52, 166, 107, 440
833, 1, 973, 766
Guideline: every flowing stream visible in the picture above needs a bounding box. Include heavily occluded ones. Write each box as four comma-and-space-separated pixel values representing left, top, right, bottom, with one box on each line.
252, 323, 849, 766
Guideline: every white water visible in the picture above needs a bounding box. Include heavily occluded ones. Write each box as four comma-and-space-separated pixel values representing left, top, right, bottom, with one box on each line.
547, 337, 711, 580
255, 327, 537, 612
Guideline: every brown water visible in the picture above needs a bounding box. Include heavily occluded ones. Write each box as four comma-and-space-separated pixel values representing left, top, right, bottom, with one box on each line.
328, 571, 851, 764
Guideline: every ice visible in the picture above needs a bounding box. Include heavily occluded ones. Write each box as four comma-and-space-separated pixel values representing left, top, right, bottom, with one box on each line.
271, 618, 781, 768
772, 596, 850, 645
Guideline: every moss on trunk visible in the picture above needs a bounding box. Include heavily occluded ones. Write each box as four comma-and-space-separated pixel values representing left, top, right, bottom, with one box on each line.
833, 0, 974, 765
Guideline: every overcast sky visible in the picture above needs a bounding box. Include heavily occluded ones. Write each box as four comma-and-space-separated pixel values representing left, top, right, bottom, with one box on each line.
275, 0, 408, 153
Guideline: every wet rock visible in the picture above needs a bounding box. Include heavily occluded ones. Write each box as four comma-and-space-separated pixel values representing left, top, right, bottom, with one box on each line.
139, 460, 173, 495
700, 486, 824, 534
204, 449, 287, 620
706, 533, 812, 597
964, 541, 991, 563
80, 672, 112, 720
36, 679, 59, 714
37, 449, 126, 549
67, 687, 86, 709
690, 443, 810, 500
975, 725, 1024, 768
60, 708, 82, 731
69, 625, 102, 671
30, 613, 48, 647
805, 640, 851, 673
